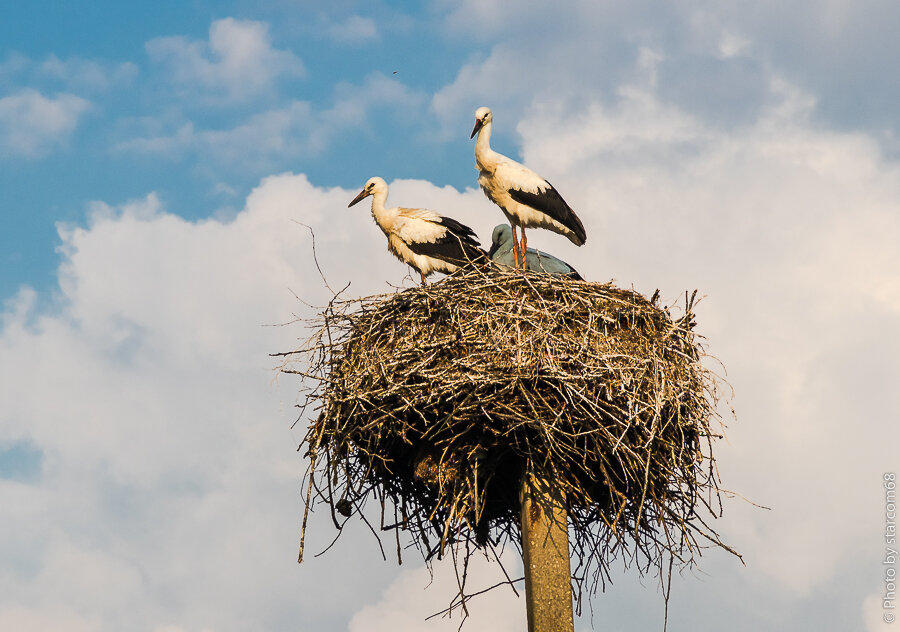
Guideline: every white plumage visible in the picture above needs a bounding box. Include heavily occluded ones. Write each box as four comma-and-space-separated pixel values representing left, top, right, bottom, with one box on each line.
348, 177, 487, 286
471, 106, 586, 269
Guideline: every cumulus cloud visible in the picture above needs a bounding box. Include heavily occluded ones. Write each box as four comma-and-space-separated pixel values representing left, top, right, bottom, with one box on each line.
116, 73, 426, 168
0, 174, 431, 631
349, 552, 524, 632
146, 18, 304, 102
433, 0, 900, 148
863, 588, 895, 631
0, 52, 137, 92
0, 89, 90, 157
115, 103, 317, 163
39, 55, 138, 91
701, 1, 900, 132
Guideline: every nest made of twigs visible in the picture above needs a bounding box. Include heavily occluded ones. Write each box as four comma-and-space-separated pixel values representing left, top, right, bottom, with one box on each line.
281, 268, 737, 604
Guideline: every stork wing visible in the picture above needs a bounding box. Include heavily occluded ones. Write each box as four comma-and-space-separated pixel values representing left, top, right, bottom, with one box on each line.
405, 233, 487, 267
395, 208, 486, 266
395, 208, 479, 245
432, 215, 478, 242
507, 183, 586, 245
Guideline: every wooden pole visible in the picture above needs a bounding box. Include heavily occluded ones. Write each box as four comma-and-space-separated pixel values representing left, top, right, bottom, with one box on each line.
520, 467, 575, 632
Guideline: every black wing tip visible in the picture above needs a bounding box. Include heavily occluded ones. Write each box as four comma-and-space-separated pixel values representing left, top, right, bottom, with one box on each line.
437, 215, 478, 240
508, 186, 587, 243
572, 227, 587, 246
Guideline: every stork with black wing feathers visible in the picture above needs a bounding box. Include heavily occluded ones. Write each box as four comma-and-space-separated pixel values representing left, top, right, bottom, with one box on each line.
348, 177, 487, 286
471, 107, 586, 270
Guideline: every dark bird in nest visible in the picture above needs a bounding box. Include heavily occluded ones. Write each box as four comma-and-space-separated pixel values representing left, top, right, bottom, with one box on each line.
349, 177, 488, 286
488, 224, 582, 279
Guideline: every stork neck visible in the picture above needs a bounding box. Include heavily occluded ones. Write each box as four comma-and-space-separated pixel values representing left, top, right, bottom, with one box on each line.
369, 190, 388, 222
475, 122, 498, 171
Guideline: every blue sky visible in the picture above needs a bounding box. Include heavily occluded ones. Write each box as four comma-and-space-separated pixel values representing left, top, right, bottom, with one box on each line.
2, 2, 899, 631
1, 1, 489, 298
6, 1, 900, 298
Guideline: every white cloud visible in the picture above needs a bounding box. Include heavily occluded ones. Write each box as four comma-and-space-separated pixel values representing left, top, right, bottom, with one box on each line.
113, 121, 198, 156
115, 103, 319, 164
116, 73, 426, 167
435, 0, 900, 139
349, 552, 525, 632
0, 173, 426, 631
327, 15, 378, 43
435, 0, 552, 40
39, 55, 138, 91
0, 52, 137, 93
146, 18, 304, 102
0, 89, 90, 157
326, 72, 427, 132
717, 32, 751, 59
0, 605, 96, 632
863, 588, 896, 631
114, 101, 327, 165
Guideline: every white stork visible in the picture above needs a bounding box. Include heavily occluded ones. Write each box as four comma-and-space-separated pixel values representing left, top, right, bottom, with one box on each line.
348, 177, 487, 286
470, 106, 586, 269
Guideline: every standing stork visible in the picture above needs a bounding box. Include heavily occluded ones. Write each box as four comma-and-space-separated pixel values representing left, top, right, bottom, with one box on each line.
348, 177, 487, 286
471, 107, 586, 269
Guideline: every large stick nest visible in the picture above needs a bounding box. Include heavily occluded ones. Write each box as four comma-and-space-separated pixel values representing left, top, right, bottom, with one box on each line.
282, 269, 737, 603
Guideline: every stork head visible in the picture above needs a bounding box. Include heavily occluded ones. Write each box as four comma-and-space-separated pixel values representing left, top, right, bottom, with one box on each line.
348, 177, 387, 207
470, 106, 492, 139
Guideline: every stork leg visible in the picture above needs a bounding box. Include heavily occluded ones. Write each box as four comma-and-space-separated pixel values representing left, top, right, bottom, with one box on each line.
420, 271, 427, 287
520, 229, 528, 270
510, 224, 521, 269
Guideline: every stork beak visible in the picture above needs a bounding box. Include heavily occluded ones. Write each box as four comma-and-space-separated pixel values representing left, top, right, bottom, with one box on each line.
348, 189, 369, 207
487, 240, 499, 258
470, 118, 483, 139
